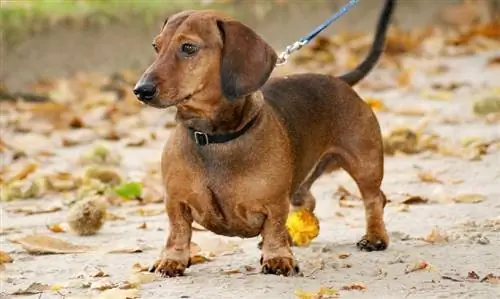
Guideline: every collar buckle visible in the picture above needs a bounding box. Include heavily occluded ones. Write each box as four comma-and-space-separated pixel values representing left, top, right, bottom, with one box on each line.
194, 131, 209, 146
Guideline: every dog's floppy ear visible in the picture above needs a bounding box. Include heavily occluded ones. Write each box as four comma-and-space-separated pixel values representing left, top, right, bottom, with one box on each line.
216, 19, 277, 101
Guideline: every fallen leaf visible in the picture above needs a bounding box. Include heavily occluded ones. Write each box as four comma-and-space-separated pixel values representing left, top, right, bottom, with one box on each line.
418, 171, 443, 184
365, 97, 387, 111
481, 273, 500, 284
131, 262, 149, 273
441, 274, 464, 282
486, 56, 500, 66
135, 207, 164, 217
46, 172, 79, 191
10, 234, 91, 254
405, 260, 431, 274
341, 282, 367, 291
295, 287, 338, 299
105, 212, 126, 221
473, 96, 500, 115
424, 227, 449, 244
286, 208, 320, 247
402, 196, 429, 205
467, 271, 480, 280
338, 252, 351, 259
107, 247, 143, 254
7, 162, 38, 183
0, 250, 13, 264
137, 222, 147, 230
114, 182, 143, 200
47, 223, 66, 233
7, 205, 61, 216
96, 288, 139, 299
453, 193, 486, 204
391, 107, 430, 117
190, 255, 211, 265
11, 282, 50, 295
127, 272, 157, 287
91, 279, 116, 291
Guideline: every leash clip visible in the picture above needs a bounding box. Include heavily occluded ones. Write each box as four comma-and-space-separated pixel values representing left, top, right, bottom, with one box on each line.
276, 40, 307, 66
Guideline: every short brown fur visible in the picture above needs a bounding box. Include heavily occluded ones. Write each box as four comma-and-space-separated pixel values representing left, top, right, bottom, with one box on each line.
136, 6, 392, 277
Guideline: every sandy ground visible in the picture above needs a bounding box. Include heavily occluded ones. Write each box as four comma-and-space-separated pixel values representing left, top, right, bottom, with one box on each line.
1, 50, 500, 299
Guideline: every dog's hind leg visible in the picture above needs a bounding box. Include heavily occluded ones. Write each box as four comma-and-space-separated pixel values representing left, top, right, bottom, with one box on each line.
291, 154, 340, 212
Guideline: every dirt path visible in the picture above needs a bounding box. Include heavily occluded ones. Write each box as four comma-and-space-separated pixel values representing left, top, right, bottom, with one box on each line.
1, 49, 500, 299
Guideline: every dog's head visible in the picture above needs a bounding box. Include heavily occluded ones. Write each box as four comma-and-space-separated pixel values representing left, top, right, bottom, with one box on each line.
133, 10, 277, 109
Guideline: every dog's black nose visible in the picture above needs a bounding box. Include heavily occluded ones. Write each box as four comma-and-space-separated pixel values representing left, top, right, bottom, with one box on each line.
133, 83, 156, 101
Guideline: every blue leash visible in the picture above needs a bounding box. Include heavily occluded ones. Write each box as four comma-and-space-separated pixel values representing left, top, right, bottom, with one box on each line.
276, 0, 360, 65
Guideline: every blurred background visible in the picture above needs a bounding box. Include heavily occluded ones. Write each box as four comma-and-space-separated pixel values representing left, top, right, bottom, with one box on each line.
2, 0, 499, 91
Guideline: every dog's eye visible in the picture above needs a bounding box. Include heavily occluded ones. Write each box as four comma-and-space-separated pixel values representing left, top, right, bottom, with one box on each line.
180, 43, 199, 57
152, 42, 159, 53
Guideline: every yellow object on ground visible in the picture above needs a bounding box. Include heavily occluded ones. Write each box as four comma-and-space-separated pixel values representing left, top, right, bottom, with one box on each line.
286, 208, 320, 247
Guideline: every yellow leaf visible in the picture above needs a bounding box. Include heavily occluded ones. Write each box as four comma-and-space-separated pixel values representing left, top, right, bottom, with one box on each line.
286, 208, 320, 247
0, 250, 13, 264
190, 255, 210, 265
295, 287, 338, 299
421, 89, 453, 101
50, 284, 63, 292
364, 97, 387, 111
47, 223, 66, 233
417, 171, 443, 184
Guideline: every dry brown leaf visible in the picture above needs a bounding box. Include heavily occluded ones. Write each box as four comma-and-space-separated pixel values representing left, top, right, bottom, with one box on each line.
405, 260, 431, 274
487, 56, 500, 67
137, 222, 147, 230
7, 162, 38, 182
47, 223, 66, 233
10, 234, 91, 254
7, 204, 61, 216
402, 196, 429, 205
0, 250, 13, 264
338, 252, 351, 259
424, 227, 449, 244
467, 271, 481, 280
11, 282, 50, 295
190, 255, 210, 265
341, 282, 367, 291
481, 273, 500, 284
453, 193, 486, 204
418, 171, 443, 184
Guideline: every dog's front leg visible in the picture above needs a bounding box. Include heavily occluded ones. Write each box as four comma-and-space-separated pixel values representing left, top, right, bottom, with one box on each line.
260, 203, 300, 276
150, 199, 193, 277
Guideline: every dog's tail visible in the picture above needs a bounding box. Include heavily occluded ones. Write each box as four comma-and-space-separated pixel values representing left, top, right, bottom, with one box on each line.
339, 0, 396, 86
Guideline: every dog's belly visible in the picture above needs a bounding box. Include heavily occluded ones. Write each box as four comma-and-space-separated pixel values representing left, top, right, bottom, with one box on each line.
191, 205, 266, 238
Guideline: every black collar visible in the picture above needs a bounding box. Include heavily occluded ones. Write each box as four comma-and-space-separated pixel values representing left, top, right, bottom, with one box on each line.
188, 114, 259, 146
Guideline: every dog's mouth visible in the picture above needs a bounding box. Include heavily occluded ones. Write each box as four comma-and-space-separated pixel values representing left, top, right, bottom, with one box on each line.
142, 91, 197, 109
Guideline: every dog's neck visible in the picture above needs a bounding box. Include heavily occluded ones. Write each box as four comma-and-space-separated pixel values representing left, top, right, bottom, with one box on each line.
175, 92, 264, 135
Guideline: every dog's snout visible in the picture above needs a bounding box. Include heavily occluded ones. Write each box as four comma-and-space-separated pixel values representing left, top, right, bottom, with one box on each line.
133, 82, 157, 101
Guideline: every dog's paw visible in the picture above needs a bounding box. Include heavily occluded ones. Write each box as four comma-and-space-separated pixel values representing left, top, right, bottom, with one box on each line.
356, 235, 388, 252
149, 259, 187, 277
260, 257, 301, 276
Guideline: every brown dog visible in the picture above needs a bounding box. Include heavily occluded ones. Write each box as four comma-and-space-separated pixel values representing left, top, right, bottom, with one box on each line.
134, 0, 396, 277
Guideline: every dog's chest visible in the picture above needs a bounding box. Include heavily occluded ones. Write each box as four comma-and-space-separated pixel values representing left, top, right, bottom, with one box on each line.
188, 177, 274, 238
